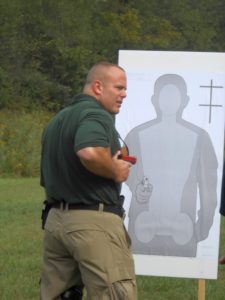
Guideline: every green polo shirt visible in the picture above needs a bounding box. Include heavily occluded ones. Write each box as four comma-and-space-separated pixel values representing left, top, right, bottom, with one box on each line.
40, 94, 122, 205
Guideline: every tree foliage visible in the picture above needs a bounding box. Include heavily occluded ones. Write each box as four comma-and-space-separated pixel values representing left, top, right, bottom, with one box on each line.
0, 0, 225, 111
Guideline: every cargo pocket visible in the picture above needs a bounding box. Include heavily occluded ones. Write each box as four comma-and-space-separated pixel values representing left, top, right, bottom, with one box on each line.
106, 224, 136, 284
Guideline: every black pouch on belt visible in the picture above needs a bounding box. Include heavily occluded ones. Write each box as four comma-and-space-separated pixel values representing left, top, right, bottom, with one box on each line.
41, 200, 52, 230
119, 195, 125, 206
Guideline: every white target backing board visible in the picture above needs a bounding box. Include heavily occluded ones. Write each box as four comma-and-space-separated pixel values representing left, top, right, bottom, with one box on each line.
117, 50, 225, 279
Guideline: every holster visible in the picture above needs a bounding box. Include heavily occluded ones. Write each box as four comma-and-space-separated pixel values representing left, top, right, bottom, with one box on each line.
41, 200, 52, 229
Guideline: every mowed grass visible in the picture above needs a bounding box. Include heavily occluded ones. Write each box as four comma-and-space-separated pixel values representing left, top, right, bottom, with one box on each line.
0, 178, 44, 300
0, 178, 224, 300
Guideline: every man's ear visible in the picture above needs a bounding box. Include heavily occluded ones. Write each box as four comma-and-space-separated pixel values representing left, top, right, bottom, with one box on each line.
92, 80, 102, 96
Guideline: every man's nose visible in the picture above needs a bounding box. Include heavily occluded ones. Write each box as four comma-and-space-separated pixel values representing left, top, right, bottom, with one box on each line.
121, 89, 127, 98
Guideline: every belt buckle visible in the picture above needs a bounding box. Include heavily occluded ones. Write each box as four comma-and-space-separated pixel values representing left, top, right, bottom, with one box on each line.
99, 203, 104, 212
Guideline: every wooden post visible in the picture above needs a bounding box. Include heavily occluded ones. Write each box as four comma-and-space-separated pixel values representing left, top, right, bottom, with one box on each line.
198, 279, 205, 300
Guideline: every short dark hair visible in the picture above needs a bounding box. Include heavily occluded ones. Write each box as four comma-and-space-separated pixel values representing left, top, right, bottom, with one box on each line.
85, 62, 125, 85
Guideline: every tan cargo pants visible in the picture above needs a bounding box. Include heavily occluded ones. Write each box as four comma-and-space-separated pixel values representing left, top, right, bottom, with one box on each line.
40, 207, 137, 300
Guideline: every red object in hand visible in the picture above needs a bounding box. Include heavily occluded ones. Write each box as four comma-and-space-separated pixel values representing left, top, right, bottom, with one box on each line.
118, 154, 137, 165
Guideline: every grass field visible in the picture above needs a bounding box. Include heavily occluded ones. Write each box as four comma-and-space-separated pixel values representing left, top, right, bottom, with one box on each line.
0, 178, 224, 300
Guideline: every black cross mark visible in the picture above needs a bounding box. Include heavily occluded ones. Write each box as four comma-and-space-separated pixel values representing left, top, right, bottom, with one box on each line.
199, 79, 223, 123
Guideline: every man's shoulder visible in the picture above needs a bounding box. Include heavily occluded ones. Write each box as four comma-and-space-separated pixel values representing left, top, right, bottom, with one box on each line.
55, 94, 113, 127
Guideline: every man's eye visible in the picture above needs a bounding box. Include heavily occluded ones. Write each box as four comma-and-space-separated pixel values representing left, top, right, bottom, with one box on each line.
116, 86, 124, 90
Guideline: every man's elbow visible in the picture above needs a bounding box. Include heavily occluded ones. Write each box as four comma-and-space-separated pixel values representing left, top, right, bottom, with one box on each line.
76, 147, 96, 162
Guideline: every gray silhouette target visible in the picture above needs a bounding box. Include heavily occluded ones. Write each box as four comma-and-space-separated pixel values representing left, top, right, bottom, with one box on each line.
125, 74, 218, 257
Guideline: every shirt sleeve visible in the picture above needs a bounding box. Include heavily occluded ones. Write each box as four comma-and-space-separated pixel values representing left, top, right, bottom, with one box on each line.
74, 112, 111, 152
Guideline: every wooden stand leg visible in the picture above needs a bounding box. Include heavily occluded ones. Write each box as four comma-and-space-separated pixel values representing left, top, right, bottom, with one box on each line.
198, 279, 205, 300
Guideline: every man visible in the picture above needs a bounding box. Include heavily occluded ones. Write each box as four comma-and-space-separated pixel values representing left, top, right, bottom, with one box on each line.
40, 62, 137, 300
124, 74, 218, 257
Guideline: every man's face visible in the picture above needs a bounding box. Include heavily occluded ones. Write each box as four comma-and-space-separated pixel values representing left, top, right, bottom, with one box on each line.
98, 67, 127, 114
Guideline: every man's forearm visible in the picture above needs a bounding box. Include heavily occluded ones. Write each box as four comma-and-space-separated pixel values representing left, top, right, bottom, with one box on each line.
76, 146, 131, 182
77, 147, 116, 178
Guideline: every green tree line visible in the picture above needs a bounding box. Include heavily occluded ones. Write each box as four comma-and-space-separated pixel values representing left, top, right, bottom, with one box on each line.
0, 0, 225, 111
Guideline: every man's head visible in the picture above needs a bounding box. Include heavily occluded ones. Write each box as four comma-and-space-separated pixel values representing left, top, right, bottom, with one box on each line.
83, 62, 127, 114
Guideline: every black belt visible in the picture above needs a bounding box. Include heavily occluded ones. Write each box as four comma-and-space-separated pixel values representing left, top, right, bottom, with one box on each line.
51, 202, 125, 219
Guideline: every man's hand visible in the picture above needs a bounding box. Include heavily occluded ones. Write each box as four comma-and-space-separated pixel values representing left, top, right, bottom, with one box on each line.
77, 147, 131, 183
112, 150, 131, 182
